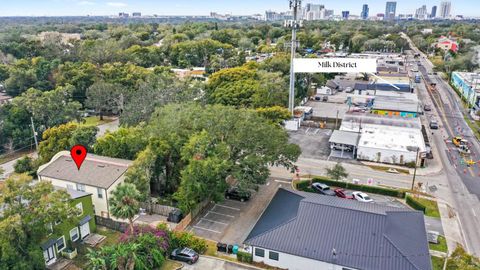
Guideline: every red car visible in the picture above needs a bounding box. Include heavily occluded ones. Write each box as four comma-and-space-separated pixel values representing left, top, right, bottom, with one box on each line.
334, 188, 354, 199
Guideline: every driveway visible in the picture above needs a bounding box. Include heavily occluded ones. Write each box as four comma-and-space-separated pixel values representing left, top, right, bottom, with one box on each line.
189, 177, 288, 245
96, 118, 120, 138
181, 256, 258, 270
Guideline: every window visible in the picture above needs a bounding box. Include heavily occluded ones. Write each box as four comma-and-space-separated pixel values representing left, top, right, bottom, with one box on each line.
97, 188, 103, 199
76, 183, 86, 192
67, 184, 74, 190
269, 251, 279, 261
56, 236, 66, 252
76, 202, 83, 216
70, 227, 79, 242
255, 248, 265, 257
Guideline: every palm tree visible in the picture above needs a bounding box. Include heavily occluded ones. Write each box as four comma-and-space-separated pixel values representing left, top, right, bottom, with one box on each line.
109, 183, 141, 233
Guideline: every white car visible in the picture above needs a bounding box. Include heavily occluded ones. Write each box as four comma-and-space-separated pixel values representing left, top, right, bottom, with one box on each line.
352, 192, 374, 203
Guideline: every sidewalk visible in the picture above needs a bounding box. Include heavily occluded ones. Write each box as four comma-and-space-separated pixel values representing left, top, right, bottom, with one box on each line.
437, 201, 464, 254
360, 158, 443, 177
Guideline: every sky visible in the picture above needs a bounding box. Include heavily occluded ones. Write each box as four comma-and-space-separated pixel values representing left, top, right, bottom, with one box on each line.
0, 0, 476, 17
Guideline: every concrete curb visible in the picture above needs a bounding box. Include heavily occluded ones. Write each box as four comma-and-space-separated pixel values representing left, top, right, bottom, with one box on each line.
359, 160, 444, 177
201, 255, 265, 270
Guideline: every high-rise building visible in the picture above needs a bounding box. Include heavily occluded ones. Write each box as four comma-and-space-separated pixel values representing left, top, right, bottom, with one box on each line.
385, 1, 397, 21
431, 6, 437, 18
342, 11, 350, 20
132, 12, 141, 17
361, 4, 369, 20
303, 3, 326, 21
439, 1, 451, 18
415, 5, 428, 20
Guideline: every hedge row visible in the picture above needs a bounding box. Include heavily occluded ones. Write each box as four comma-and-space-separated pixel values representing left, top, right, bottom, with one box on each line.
406, 195, 427, 213
295, 177, 406, 198
237, 251, 253, 263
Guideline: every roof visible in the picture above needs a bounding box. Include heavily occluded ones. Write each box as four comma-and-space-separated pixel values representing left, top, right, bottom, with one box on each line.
372, 95, 419, 113
354, 83, 411, 92
329, 130, 360, 146
38, 151, 132, 189
245, 188, 431, 270
358, 125, 426, 153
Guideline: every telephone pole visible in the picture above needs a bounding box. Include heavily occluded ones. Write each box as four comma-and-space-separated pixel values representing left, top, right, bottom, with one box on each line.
30, 117, 38, 151
288, 0, 301, 115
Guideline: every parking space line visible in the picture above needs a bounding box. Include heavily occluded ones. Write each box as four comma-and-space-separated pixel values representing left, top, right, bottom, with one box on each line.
208, 211, 235, 218
275, 179, 290, 184
201, 218, 228, 225
215, 204, 240, 211
193, 226, 221, 234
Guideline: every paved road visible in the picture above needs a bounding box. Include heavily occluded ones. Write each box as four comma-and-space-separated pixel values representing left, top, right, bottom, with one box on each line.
96, 118, 120, 138
402, 32, 480, 255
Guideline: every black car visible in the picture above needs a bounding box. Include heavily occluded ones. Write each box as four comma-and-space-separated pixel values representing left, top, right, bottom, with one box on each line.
170, 248, 199, 264
424, 104, 431, 111
225, 187, 251, 202
311, 183, 336, 196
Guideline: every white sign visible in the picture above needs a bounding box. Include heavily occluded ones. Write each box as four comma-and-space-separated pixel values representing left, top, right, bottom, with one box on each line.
293, 58, 377, 73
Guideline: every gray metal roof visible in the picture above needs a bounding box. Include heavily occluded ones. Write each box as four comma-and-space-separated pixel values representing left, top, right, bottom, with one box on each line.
329, 130, 360, 146
244, 188, 431, 270
372, 96, 419, 113
38, 153, 132, 189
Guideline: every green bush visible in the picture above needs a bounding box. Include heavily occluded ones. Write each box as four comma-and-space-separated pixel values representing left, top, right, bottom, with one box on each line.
237, 251, 253, 263
170, 231, 207, 254
406, 195, 427, 213
298, 177, 406, 198
405, 161, 416, 168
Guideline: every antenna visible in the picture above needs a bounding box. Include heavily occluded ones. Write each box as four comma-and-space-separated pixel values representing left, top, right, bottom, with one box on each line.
287, 0, 302, 115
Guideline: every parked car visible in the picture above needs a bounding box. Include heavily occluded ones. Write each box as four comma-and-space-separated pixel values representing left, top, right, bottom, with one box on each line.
352, 191, 374, 203
225, 187, 251, 202
331, 143, 353, 152
334, 188, 354, 199
429, 119, 439, 129
345, 87, 354, 93
424, 104, 431, 111
170, 248, 199, 264
311, 183, 336, 196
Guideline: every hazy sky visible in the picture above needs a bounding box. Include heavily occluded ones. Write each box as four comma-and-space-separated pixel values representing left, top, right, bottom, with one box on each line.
0, 0, 474, 17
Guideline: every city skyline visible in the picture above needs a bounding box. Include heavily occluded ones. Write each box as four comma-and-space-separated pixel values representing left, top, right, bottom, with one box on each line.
0, 0, 476, 17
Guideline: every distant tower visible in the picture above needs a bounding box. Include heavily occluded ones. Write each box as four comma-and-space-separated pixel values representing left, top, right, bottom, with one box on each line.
431, 5, 437, 18
342, 11, 350, 20
385, 1, 397, 21
439, 1, 451, 18
361, 4, 369, 20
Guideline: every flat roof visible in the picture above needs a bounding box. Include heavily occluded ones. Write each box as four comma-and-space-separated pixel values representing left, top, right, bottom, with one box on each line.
38, 151, 132, 189
358, 125, 426, 153
329, 130, 360, 146
372, 95, 419, 113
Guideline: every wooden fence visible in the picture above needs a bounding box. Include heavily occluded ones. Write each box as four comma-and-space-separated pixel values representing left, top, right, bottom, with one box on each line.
95, 216, 128, 232
139, 202, 178, 217
174, 199, 213, 232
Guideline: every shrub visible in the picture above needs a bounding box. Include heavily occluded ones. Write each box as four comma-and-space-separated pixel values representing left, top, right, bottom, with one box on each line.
405, 161, 416, 168
406, 195, 426, 213
295, 180, 310, 191
237, 251, 253, 263
169, 231, 207, 254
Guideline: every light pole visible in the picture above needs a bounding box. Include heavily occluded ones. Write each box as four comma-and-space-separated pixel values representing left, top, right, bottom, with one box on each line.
288, 0, 301, 115
411, 147, 420, 190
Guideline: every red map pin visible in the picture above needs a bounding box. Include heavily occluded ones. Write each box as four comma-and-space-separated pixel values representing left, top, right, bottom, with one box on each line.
71, 145, 87, 170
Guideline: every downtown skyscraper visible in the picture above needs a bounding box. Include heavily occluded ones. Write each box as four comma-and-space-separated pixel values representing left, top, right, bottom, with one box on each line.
439, 1, 451, 18
385, 1, 397, 21
361, 4, 369, 20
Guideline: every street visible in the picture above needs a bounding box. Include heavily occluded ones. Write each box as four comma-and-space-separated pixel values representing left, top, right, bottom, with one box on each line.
402, 32, 480, 255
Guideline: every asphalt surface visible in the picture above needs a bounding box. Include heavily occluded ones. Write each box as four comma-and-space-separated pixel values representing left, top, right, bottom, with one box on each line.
403, 32, 480, 255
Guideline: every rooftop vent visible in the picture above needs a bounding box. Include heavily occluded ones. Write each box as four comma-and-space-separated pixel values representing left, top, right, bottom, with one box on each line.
97, 164, 105, 168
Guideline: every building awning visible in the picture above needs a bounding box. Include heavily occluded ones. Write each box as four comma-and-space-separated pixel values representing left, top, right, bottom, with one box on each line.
79, 215, 92, 226
329, 130, 360, 146
40, 238, 56, 250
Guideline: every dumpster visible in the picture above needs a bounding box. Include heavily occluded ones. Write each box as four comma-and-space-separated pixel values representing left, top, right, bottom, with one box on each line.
217, 243, 227, 252
227, 245, 233, 254
167, 209, 183, 223
232, 245, 239, 254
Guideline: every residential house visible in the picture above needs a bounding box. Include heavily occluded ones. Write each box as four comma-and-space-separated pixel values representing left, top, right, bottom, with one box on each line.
42, 188, 96, 266
435, 36, 459, 53
37, 151, 133, 219
244, 188, 432, 270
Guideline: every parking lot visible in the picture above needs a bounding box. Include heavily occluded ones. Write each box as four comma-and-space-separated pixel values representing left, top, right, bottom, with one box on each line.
189, 178, 286, 244
288, 127, 332, 159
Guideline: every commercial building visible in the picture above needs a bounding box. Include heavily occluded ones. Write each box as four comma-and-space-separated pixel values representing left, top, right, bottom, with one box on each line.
415, 5, 428, 20
132, 12, 141, 17
341, 11, 350, 20
431, 6, 437, 18
451, 71, 480, 108
38, 151, 133, 219
439, 1, 451, 18
435, 36, 458, 53
385, 2, 397, 21
361, 4, 369, 20
371, 95, 420, 118
245, 188, 432, 270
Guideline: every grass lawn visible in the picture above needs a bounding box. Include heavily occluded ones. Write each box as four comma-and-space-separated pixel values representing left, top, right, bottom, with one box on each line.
410, 196, 441, 218
79, 116, 114, 127
72, 226, 121, 268
431, 256, 445, 270
429, 235, 448, 253
204, 239, 218, 256
366, 165, 410, 174
160, 260, 182, 270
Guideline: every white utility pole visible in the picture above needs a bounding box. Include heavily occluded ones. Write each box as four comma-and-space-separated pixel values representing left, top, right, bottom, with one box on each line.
288, 0, 301, 115
30, 117, 38, 151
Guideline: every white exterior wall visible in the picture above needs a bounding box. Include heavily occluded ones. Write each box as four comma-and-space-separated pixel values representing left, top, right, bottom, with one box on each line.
38, 175, 126, 218
251, 246, 357, 270
357, 146, 416, 164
